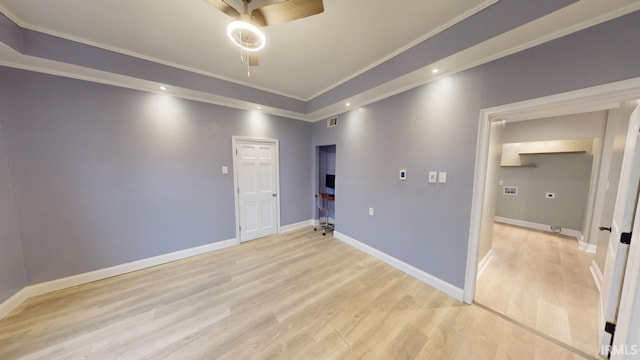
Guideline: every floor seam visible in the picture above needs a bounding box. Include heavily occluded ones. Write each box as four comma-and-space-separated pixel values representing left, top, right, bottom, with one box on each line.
474, 302, 600, 360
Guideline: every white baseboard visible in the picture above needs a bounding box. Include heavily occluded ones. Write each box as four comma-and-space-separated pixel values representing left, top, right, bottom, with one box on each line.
0, 288, 31, 320
494, 216, 595, 252
0, 237, 237, 320
280, 219, 314, 233
333, 231, 464, 301
476, 249, 494, 279
577, 233, 597, 253
590, 260, 603, 293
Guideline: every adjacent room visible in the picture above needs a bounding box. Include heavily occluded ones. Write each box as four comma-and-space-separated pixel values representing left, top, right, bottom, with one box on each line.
475, 111, 610, 356
2, 0, 640, 359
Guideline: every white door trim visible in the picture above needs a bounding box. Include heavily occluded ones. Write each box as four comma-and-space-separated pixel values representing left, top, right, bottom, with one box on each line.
232, 136, 281, 243
464, 76, 640, 305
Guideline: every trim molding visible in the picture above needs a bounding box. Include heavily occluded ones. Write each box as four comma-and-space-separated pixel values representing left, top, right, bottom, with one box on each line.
465, 80, 640, 305
3, 2, 639, 122
304, 0, 499, 100
494, 216, 596, 252
476, 249, 495, 279
0, 288, 31, 320
333, 231, 464, 301
0, 4, 307, 102
578, 234, 597, 253
0, 237, 237, 320
589, 259, 603, 293
281, 219, 314, 233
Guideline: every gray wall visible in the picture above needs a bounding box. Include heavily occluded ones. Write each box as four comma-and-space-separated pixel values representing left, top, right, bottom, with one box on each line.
495, 112, 606, 231
0, 93, 26, 302
496, 153, 593, 230
1, 8, 639, 294
312, 11, 640, 289
502, 112, 608, 143
0, 67, 313, 285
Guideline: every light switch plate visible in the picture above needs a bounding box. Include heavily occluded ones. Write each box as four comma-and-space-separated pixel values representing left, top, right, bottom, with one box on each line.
222, 166, 229, 174
369, 207, 374, 216
438, 172, 447, 183
498, 180, 504, 186
428, 171, 437, 183
399, 169, 407, 180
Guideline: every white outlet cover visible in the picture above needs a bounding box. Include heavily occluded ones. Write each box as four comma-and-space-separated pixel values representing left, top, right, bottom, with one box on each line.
428, 171, 437, 183
438, 172, 447, 183
222, 166, 229, 174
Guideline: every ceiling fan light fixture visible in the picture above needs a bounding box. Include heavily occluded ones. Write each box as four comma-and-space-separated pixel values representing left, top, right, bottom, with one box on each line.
226, 21, 266, 52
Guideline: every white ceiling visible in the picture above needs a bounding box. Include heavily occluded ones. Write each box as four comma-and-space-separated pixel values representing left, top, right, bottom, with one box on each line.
0, 0, 496, 100
0, 0, 640, 121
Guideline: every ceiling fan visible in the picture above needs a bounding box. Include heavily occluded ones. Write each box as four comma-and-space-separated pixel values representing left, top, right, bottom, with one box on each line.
205, 0, 324, 76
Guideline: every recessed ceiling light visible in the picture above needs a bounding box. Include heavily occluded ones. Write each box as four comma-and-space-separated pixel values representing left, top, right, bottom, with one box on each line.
432, 69, 439, 74
346, 102, 351, 107
160, 86, 167, 91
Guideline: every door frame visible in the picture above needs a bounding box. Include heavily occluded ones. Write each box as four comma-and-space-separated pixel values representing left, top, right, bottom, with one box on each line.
464, 77, 640, 304
232, 136, 281, 243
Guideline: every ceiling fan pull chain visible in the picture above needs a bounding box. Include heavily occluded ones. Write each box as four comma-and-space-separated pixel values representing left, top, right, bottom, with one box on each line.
247, 49, 251, 78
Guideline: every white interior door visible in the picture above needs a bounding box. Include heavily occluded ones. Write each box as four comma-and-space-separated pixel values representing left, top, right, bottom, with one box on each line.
235, 139, 279, 243
600, 105, 640, 354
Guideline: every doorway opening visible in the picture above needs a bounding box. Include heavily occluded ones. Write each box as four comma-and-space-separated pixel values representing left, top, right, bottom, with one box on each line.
464, 79, 640, 358
475, 112, 608, 356
315, 145, 336, 235
232, 136, 281, 243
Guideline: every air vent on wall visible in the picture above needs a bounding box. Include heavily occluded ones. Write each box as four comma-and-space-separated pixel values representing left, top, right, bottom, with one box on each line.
327, 117, 338, 128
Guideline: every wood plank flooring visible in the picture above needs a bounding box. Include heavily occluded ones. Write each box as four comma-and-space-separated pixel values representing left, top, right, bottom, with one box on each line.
476, 223, 600, 357
1, 227, 586, 359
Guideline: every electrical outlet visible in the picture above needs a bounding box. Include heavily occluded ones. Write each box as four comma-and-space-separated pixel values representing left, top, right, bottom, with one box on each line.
438, 172, 447, 183
428, 171, 437, 183
546, 192, 556, 199
222, 166, 228, 174
369, 207, 374, 216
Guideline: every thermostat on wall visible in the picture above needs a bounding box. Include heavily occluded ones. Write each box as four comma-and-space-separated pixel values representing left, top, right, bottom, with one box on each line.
399, 169, 407, 180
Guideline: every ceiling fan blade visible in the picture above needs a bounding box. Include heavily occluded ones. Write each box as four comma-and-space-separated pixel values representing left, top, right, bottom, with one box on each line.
251, 0, 324, 26
204, 0, 240, 18
248, 52, 259, 67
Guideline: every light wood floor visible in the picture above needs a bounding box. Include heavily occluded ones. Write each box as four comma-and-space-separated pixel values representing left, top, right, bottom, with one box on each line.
476, 223, 600, 357
0, 227, 587, 359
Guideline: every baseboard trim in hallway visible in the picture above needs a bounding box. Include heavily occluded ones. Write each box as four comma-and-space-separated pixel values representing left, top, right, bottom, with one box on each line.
494, 216, 597, 252
474, 302, 599, 360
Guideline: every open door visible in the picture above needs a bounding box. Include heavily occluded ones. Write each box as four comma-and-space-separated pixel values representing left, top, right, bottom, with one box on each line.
600, 105, 640, 355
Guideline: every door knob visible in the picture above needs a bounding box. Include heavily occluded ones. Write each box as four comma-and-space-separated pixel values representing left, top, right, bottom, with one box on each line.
272, 193, 277, 197
599, 226, 612, 232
